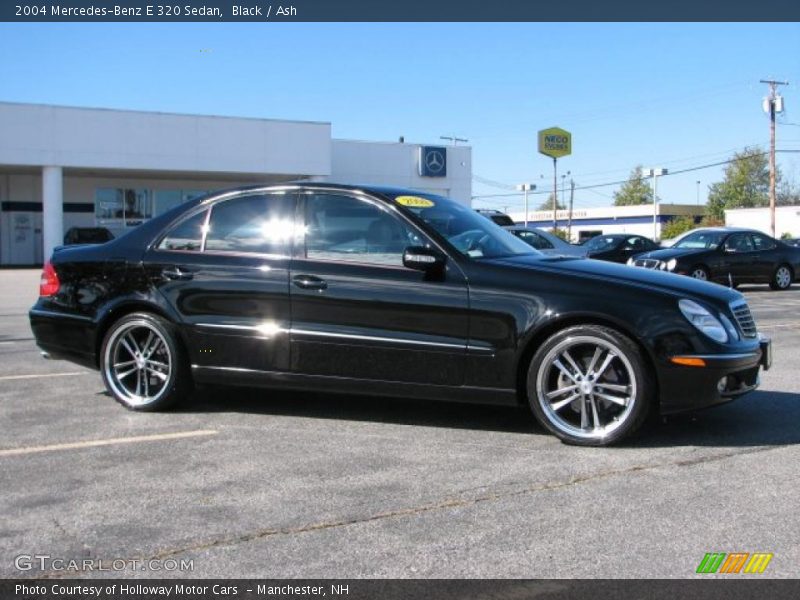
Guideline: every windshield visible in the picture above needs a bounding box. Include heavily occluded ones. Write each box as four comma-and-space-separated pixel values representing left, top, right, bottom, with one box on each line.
393, 194, 539, 259
674, 231, 726, 250
584, 236, 619, 251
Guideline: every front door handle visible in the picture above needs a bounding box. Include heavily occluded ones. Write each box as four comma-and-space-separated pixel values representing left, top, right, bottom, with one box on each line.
292, 274, 328, 290
162, 266, 194, 281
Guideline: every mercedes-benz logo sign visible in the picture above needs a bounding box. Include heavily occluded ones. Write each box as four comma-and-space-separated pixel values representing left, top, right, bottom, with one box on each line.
425, 150, 445, 174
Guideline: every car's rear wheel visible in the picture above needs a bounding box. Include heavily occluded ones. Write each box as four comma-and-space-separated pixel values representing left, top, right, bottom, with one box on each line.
769, 264, 793, 290
527, 325, 652, 446
689, 265, 709, 281
100, 312, 189, 411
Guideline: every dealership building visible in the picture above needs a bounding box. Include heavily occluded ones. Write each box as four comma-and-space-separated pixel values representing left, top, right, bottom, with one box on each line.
0, 102, 471, 265
507, 203, 706, 242
725, 206, 800, 238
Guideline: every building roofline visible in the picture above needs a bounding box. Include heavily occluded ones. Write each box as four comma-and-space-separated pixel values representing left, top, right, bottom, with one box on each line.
333, 137, 471, 149
0, 100, 331, 127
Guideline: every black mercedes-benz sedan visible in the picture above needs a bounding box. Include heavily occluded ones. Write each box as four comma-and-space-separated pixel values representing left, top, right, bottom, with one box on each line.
628, 227, 800, 290
29, 184, 771, 446
581, 233, 661, 264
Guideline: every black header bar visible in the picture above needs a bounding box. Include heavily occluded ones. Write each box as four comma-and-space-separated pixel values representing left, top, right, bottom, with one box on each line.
3, 0, 800, 22
5, 580, 800, 600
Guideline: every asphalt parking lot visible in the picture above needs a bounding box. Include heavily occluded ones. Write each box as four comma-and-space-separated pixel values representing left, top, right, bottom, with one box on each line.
1, 269, 798, 579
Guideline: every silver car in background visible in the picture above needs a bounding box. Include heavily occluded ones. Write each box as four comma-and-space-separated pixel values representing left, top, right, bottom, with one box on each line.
505, 225, 587, 257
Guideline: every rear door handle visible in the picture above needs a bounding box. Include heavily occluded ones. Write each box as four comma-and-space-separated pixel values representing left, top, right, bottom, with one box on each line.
162, 266, 194, 281
292, 274, 327, 290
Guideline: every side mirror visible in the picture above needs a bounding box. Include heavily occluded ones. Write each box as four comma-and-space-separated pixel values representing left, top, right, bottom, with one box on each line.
403, 246, 446, 273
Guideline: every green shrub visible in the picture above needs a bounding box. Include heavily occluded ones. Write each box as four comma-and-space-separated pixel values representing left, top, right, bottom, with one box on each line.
661, 216, 698, 240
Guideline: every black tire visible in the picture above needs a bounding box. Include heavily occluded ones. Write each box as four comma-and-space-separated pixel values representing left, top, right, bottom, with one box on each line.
689, 265, 710, 282
526, 324, 653, 446
100, 312, 190, 411
769, 264, 793, 290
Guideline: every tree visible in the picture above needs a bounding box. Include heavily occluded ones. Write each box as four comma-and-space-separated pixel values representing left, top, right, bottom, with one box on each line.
538, 192, 565, 211
660, 216, 698, 240
777, 175, 800, 206
706, 147, 775, 221
613, 166, 653, 206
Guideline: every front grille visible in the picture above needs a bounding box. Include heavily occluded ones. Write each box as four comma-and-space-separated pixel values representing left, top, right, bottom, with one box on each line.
731, 301, 758, 338
632, 258, 660, 269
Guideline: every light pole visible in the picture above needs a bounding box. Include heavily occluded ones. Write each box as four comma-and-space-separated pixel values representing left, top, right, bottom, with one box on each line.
647, 168, 668, 240
696, 180, 701, 205
440, 135, 469, 147
516, 183, 536, 226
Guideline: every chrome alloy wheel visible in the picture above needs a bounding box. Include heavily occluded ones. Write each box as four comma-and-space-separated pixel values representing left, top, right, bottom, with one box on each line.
775, 266, 792, 289
690, 268, 708, 281
103, 319, 173, 407
535, 335, 637, 441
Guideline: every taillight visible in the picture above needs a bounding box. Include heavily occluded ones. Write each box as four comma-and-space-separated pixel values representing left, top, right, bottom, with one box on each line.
39, 262, 60, 297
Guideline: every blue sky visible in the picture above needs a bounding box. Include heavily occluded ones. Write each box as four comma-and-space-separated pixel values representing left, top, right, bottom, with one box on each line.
1, 22, 799, 211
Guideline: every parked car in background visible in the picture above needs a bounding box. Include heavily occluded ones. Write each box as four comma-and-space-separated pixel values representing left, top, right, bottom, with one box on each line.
628, 227, 800, 290
581, 233, 661, 264
505, 225, 586, 257
30, 183, 771, 446
63, 227, 114, 246
475, 209, 515, 226
785, 238, 800, 248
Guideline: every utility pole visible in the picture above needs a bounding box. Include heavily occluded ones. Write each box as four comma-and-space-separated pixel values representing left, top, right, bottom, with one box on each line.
567, 178, 575, 242
760, 79, 788, 237
440, 135, 469, 146
647, 168, 668, 240
696, 180, 701, 206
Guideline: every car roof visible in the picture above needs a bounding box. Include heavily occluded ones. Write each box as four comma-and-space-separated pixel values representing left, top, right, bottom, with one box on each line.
685, 227, 758, 233
590, 233, 646, 239
201, 181, 449, 201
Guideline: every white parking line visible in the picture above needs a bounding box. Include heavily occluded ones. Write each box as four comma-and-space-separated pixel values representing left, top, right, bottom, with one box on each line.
0, 430, 219, 458
0, 372, 88, 381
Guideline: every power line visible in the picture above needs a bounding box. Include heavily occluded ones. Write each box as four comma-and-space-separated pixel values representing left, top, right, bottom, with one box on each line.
472, 149, 800, 200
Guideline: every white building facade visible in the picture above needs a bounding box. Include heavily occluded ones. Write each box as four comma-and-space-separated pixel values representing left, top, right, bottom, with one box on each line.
507, 203, 706, 243
0, 102, 471, 265
725, 206, 800, 238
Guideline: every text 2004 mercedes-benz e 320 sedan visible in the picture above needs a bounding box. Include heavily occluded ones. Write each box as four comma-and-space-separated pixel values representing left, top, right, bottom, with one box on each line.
30, 184, 771, 445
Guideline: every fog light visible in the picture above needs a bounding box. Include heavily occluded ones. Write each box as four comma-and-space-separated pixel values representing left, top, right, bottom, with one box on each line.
717, 377, 729, 393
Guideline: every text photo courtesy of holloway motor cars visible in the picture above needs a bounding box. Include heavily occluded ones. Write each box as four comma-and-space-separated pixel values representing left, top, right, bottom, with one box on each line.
2, 3, 800, 598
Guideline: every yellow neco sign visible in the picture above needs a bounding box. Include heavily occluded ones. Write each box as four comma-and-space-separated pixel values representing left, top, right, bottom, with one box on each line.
538, 127, 572, 158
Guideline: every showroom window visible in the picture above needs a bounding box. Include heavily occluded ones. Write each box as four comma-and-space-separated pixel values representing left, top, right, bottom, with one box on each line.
95, 188, 152, 227
97, 188, 211, 227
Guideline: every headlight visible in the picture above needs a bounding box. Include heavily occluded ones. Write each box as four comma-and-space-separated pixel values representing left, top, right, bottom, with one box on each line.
678, 299, 728, 343
626, 257, 635, 266
666, 258, 677, 271
719, 314, 740, 341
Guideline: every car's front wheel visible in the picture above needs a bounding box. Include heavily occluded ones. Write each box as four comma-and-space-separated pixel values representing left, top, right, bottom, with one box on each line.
689, 265, 709, 281
527, 325, 652, 446
769, 264, 793, 290
100, 312, 189, 411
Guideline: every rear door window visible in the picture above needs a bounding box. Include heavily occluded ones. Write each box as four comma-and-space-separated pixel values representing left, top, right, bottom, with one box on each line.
205, 193, 295, 256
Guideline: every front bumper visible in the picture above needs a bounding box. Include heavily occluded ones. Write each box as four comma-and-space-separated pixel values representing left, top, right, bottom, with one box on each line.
659, 337, 771, 414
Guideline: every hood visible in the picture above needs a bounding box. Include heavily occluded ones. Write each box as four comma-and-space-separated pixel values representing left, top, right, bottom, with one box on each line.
632, 247, 706, 261
540, 247, 586, 258
486, 253, 740, 306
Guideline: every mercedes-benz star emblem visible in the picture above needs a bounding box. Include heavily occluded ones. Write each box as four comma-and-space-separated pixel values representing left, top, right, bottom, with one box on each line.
425, 150, 445, 173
